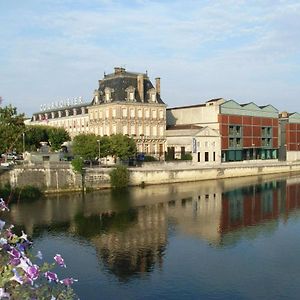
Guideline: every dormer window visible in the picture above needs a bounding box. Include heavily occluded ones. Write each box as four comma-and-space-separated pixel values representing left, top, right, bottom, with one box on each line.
104, 87, 113, 102
148, 88, 157, 103
94, 90, 100, 104
125, 86, 136, 102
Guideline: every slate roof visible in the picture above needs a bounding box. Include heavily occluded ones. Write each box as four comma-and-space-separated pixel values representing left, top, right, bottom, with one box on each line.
166, 124, 203, 130
94, 68, 165, 105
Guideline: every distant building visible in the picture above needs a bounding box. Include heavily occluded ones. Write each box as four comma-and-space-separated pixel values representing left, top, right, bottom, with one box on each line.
279, 111, 300, 161
30, 67, 167, 158
167, 98, 279, 162
166, 124, 221, 163
31, 102, 89, 139
89, 67, 167, 158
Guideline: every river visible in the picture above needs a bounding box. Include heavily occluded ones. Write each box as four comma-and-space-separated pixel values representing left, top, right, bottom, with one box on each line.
3, 173, 300, 299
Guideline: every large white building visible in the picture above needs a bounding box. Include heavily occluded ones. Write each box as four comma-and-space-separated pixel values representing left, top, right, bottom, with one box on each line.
31, 67, 167, 158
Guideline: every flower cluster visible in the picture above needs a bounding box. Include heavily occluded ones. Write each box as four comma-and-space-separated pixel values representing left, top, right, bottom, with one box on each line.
0, 197, 78, 299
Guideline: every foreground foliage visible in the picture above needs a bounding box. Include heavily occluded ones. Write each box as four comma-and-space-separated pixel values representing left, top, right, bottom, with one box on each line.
0, 197, 78, 299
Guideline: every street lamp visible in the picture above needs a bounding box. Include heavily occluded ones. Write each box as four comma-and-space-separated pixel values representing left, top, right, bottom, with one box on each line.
22, 132, 25, 154
140, 134, 144, 153
252, 143, 255, 160
97, 139, 101, 167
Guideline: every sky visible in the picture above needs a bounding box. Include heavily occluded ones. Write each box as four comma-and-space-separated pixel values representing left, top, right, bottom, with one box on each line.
1, 0, 300, 116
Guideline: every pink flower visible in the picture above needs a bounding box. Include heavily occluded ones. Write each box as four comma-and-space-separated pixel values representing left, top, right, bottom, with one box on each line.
54, 254, 66, 268
60, 277, 78, 286
44, 271, 59, 283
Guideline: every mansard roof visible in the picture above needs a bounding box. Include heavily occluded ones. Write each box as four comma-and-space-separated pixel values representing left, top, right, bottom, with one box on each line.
92, 67, 165, 105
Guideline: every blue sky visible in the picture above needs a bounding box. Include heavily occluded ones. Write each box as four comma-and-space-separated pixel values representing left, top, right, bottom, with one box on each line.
1, 0, 300, 115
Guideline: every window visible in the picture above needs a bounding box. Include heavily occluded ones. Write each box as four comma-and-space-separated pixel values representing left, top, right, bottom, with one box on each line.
130, 109, 135, 118
153, 125, 157, 136
104, 87, 112, 102
112, 109, 116, 118
213, 152, 216, 161
148, 88, 157, 103
122, 108, 127, 117
159, 126, 164, 136
146, 125, 150, 136
138, 125, 143, 135
145, 110, 149, 118
123, 125, 128, 135
145, 144, 150, 154
159, 110, 163, 119
105, 109, 109, 119
130, 124, 135, 135
205, 152, 209, 162
125, 86, 135, 102
152, 110, 157, 118
151, 93, 156, 102
138, 109, 142, 118
181, 147, 185, 157
205, 141, 209, 148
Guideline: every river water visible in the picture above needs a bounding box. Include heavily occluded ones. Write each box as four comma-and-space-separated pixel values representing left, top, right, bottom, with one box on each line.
4, 174, 300, 299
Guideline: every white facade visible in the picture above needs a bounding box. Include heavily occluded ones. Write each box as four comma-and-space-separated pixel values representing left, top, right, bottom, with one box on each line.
166, 126, 221, 163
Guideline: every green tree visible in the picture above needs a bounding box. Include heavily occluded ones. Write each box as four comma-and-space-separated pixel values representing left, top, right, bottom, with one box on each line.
0, 105, 25, 154
98, 135, 111, 159
48, 127, 71, 151
109, 134, 136, 160
24, 125, 49, 151
72, 133, 98, 161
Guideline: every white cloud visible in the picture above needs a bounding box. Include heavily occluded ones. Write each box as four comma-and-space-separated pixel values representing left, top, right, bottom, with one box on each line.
0, 0, 300, 115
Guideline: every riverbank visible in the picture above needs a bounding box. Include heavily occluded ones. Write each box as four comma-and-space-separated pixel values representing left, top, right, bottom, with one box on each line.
1, 160, 300, 193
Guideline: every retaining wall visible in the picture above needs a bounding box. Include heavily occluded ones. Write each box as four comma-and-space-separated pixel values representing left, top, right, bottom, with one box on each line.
1, 161, 300, 193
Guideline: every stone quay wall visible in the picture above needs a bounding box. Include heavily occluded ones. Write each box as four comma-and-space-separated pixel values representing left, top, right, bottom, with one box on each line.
1, 161, 300, 193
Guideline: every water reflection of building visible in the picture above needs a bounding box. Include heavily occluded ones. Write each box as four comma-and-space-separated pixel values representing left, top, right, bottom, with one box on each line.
162, 178, 300, 247
7, 175, 300, 281
91, 204, 167, 281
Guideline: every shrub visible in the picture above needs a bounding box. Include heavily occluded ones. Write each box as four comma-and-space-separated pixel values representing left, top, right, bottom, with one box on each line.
181, 153, 193, 160
143, 155, 157, 162
109, 165, 130, 189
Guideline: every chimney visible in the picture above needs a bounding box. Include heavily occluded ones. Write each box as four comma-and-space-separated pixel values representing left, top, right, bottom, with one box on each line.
114, 67, 125, 75
137, 74, 144, 102
155, 77, 161, 96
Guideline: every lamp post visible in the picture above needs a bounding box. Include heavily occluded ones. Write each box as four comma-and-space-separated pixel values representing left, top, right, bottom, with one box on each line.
140, 134, 144, 153
252, 143, 255, 160
22, 132, 25, 154
97, 139, 101, 167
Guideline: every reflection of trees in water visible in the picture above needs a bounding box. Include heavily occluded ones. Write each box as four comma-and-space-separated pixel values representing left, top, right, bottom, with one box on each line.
99, 245, 165, 282
31, 221, 72, 239
74, 209, 138, 238
92, 204, 168, 281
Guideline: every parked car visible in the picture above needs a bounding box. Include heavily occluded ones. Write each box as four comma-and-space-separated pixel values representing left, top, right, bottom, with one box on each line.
6, 153, 18, 160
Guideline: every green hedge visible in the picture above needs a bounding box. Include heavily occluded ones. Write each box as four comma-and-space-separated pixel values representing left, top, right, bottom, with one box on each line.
109, 165, 130, 189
